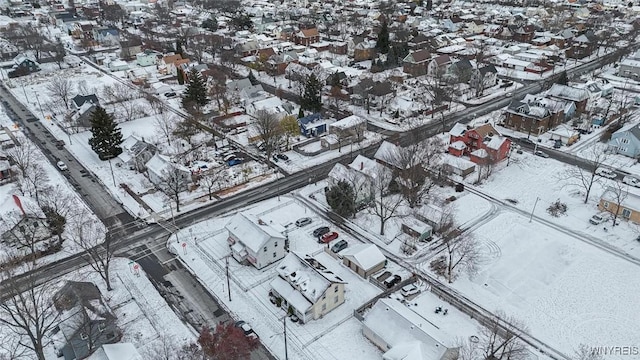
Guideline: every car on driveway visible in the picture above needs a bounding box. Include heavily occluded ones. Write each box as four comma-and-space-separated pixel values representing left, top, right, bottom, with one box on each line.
312, 226, 330, 238
589, 214, 605, 225
596, 168, 617, 179
401, 284, 419, 297
296, 217, 312, 227
384, 275, 401, 288
623, 176, 640, 187
276, 153, 289, 161
331, 239, 348, 253
227, 159, 243, 166
164, 92, 177, 98
534, 150, 549, 158
318, 231, 339, 243
56, 161, 68, 171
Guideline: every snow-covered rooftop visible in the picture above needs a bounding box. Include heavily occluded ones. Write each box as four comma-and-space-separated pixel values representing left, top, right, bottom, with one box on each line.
226, 212, 285, 254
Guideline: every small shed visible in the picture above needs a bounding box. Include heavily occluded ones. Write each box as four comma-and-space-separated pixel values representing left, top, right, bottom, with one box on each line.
549, 125, 579, 145
341, 244, 386, 278
443, 155, 476, 178
401, 217, 433, 242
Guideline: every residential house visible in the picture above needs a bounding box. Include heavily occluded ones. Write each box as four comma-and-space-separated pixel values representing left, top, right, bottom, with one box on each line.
0, 158, 12, 183
522, 94, 575, 121
226, 78, 253, 93
369, 82, 395, 111
294, 28, 320, 46
512, 24, 536, 43
0, 194, 50, 247
144, 154, 191, 189
598, 187, 640, 223
401, 217, 433, 242
340, 244, 386, 279
427, 54, 451, 76
135, 50, 160, 67
322, 115, 367, 150
607, 122, 640, 158
546, 84, 590, 113
470, 64, 498, 92
53, 281, 121, 360
362, 298, 459, 360
448, 123, 511, 164
327, 155, 384, 206
443, 155, 476, 178
402, 49, 431, 77
269, 252, 346, 323
266, 51, 299, 75
618, 51, 640, 78
117, 135, 157, 172
92, 27, 119, 46
8, 54, 39, 77
160, 54, 184, 76
226, 212, 286, 270
67, 101, 97, 129
298, 113, 328, 137
330, 42, 347, 55
353, 40, 377, 61
408, 33, 432, 50
89, 343, 143, 360
549, 125, 580, 146
582, 79, 614, 100
120, 38, 143, 60
567, 32, 596, 59
504, 100, 564, 136
246, 96, 292, 120
71, 94, 99, 110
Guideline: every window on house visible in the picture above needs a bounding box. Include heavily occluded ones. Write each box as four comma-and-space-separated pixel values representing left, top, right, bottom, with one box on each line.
620, 147, 628, 153
274, 242, 278, 247
603, 201, 609, 209
622, 138, 629, 144
98, 323, 106, 332
273, 252, 276, 258
623, 209, 632, 218
263, 247, 267, 252
334, 296, 339, 303
334, 285, 339, 293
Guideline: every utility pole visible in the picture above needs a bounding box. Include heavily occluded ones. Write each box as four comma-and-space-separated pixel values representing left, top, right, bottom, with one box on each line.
529, 196, 540, 223
283, 316, 289, 360
226, 255, 231, 302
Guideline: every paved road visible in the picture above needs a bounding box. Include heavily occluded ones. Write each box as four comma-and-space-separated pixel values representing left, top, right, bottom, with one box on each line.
0, 84, 133, 229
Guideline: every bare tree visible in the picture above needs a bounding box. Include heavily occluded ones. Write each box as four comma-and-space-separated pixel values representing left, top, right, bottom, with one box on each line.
5, 24, 45, 61
155, 112, 177, 147
574, 344, 603, 360
39, 185, 75, 243
254, 110, 282, 160
0, 266, 61, 360
19, 163, 50, 204
556, 146, 611, 203
601, 182, 628, 227
102, 83, 144, 121
1, 197, 51, 262
68, 216, 114, 291
197, 169, 224, 200
435, 228, 480, 283
159, 167, 189, 213
207, 69, 228, 114
478, 311, 528, 360
368, 164, 405, 235
47, 76, 73, 111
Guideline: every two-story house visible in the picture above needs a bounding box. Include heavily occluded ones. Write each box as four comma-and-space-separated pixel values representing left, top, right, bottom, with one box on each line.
402, 49, 431, 77
294, 28, 320, 46
0, 194, 51, 248
448, 123, 511, 164
504, 100, 564, 136
546, 83, 590, 113
117, 135, 157, 172
269, 252, 346, 323
607, 123, 640, 158
427, 54, 452, 76
226, 213, 286, 270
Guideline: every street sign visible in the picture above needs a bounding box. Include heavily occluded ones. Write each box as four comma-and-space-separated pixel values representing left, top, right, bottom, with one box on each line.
133, 264, 139, 270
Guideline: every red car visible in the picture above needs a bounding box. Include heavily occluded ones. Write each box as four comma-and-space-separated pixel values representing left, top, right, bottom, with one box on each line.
318, 231, 339, 243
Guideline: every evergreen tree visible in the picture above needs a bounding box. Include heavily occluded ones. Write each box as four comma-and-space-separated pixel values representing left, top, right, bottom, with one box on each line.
182, 67, 209, 111
557, 71, 568, 85
176, 40, 184, 57
177, 68, 185, 85
301, 74, 322, 113
248, 70, 258, 85
376, 21, 390, 54
88, 106, 123, 160
298, 107, 305, 119
202, 17, 218, 31
387, 45, 398, 66
329, 72, 341, 87
325, 181, 356, 218
426, 0, 432, 10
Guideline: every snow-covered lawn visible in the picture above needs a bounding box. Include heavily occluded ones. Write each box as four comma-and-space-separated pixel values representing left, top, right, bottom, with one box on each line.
168, 196, 384, 360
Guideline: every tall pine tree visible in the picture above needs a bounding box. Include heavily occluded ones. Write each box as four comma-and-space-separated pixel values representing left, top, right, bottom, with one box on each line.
182, 67, 209, 112
88, 106, 123, 160
376, 21, 390, 54
301, 74, 322, 113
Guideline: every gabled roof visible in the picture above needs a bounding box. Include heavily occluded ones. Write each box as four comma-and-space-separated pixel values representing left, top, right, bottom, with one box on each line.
274, 252, 345, 304
226, 213, 285, 253
449, 123, 467, 137
404, 49, 431, 64
432, 54, 451, 66
0, 194, 45, 234
547, 84, 590, 102
298, 28, 319, 38
72, 94, 99, 108
341, 244, 385, 271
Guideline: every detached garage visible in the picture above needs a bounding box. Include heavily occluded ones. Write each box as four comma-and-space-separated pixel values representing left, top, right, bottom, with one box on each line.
341, 244, 386, 279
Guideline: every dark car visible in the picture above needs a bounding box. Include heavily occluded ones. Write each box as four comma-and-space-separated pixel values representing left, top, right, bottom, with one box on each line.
384, 275, 402, 288
272, 155, 279, 162
227, 159, 243, 166
519, 137, 534, 145
276, 153, 289, 161
312, 226, 330, 238
331, 239, 348, 253
164, 92, 177, 98
318, 231, 339, 243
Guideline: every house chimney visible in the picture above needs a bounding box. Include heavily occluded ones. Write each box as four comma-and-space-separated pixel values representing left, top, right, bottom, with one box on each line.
360, 161, 364, 170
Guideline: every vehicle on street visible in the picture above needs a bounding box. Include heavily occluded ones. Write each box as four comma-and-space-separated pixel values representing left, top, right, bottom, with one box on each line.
227, 159, 243, 166
623, 176, 640, 187
272, 155, 279, 162
516, 149, 523, 154
318, 231, 339, 243
331, 239, 348, 253
519, 138, 534, 145
55, 139, 65, 149
506, 92, 513, 97
534, 151, 549, 158
595, 168, 617, 179
312, 226, 330, 238
295, 217, 312, 227
234, 321, 258, 339
384, 275, 401, 288
401, 284, 419, 297
589, 214, 605, 225
56, 161, 67, 171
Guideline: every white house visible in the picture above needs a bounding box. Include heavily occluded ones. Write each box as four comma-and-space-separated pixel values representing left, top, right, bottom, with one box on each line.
144, 154, 191, 189
362, 298, 459, 360
0, 194, 51, 247
341, 244, 386, 278
88, 343, 143, 360
149, 81, 171, 95
226, 213, 286, 269
135, 51, 159, 67
269, 252, 346, 323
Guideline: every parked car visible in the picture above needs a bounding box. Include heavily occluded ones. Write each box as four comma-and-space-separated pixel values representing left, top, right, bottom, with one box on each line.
296, 217, 312, 227
384, 275, 401, 288
227, 159, 243, 166
164, 92, 177, 98
534, 151, 549, 158
272, 155, 279, 163
319, 231, 339, 243
276, 153, 289, 161
519, 138, 534, 145
234, 321, 257, 339
516, 149, 524, 154
589, 214, 605, 225
56, 161, 67, 171
623, 176, 640, 187
331, 239, 348, 253
312, 226, 330, 237
401, 284, 419, 297
596, 168, 617, 179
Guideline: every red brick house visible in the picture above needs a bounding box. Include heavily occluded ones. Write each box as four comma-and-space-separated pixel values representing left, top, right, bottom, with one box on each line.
448, 123, 511, 164
512, 25, 536, 43
504, 101, 564, 136
294, 28, 320, 46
